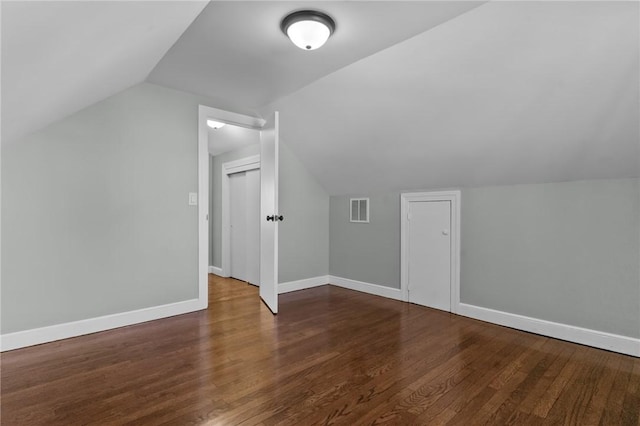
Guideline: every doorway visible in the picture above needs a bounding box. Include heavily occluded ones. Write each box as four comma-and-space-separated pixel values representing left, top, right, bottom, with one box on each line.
198, 105, 281, 314
400, 191, 461, 313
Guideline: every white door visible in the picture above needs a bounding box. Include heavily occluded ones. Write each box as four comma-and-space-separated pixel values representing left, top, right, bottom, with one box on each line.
230, 172, 247, 281
245, 168, 260, 286
229, 169, 260, 284
259, 112, 279, 314
407, 200, 451, 311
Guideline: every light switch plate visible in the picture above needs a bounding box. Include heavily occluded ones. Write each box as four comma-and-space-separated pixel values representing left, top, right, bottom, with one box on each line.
188, 192, 198, 206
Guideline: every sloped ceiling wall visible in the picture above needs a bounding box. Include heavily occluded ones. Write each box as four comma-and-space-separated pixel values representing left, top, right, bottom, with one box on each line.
1, 1, 208, 144
263, 1, 639, 195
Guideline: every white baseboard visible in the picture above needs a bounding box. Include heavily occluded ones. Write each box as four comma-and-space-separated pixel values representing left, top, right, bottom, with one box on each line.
329, 275, 403, 301
5, 278, 636, 358
458, 303, 640, 358
279, 275, 329, 294
1, 299, 204, 352
209, 266, 224, 276
326, 276, 638, 357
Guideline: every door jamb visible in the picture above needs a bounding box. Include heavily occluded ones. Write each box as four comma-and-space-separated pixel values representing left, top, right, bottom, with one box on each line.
198, 105, 266, 308
221, 155, 261, 278
400, 190, 461, 313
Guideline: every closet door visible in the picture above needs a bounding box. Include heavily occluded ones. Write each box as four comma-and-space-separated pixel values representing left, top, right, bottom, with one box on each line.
229, 172, 247, 282
245, 168, 260, 285
407, 200, 451, 311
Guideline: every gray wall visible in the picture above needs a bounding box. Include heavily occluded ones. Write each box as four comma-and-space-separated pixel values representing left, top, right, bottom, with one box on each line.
330, 193, 401, 288
329, 179, 640, 338
278, 142, 329, 283
1, 82, 213, 333
209, 143, 260, 268
461, 179, 639, 338
209, 141, 329, 283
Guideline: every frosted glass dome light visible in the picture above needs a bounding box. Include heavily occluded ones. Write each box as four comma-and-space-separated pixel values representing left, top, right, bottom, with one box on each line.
286, 20, 330, 51
281, 10, 335, 51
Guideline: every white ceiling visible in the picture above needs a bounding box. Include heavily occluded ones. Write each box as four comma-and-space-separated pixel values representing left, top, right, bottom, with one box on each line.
263, 1, 640, 195
1, 0, 207, 144
3, 1, 637, 195
147, 1, 482, 109
208, 124, 260, 157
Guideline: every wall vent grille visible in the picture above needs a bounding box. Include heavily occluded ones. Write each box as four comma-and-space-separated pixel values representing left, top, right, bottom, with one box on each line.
350, 198, 370, 223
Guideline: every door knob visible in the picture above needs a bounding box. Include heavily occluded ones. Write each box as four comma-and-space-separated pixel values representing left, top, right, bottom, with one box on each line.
442, 229, 449, 236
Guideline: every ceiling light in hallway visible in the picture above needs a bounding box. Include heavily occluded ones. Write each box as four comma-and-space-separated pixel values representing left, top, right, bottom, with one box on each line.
207, 120, 226, 129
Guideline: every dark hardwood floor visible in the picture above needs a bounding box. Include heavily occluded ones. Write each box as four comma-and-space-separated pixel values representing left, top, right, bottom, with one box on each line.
2, 275, 639, 425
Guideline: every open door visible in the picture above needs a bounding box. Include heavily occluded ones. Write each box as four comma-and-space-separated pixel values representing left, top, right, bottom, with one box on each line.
259, 111, 279, 313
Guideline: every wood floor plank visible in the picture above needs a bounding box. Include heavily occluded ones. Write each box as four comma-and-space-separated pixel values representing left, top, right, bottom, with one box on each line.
490, 340, 567, 425
418, 330, 535, 424
537, 346, 607, 425
517, 341, 577, 415
577, 351, 620, 425
356, 324, 517, 425
299, 325, 491, 425
621, 357, 640, 426
1, 275, 638, 425
600, 353, 637, 425
531, 344, 590, 418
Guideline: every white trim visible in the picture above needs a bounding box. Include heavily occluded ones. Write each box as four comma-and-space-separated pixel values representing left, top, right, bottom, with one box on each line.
197, 106, 210, 307
326, 273, 639, 357
199, 105, 265, 130
400, 190, 461, 313
198, 105, 266, 309
278, 276, 329, 294
329, 275, 403, 301
222, 155, 261, 175
209, 266, 224, 276
0, 299, 202, 352
5, 278, 636, 357
458, 303, 640, 358
221, 155, 261, 277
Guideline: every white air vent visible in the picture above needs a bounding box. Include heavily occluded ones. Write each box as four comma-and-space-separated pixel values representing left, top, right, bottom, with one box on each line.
350, 198, 370, 223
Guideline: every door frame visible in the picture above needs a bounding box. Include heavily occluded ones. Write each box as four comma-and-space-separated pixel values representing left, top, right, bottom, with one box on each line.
221, 155, 260, 278
400, 190, 461, 313
197, 105, 266, 307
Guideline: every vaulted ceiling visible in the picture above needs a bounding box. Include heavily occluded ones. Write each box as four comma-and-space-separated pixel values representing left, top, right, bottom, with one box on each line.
3, 1, 638, 195
264, 1, 640, 194
147, 1, 482, 109
1, 1, 208, 144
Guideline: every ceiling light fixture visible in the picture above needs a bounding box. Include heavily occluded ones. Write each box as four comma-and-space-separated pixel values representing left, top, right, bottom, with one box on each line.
207, 120, 226, 130
281, 10, 335, 51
